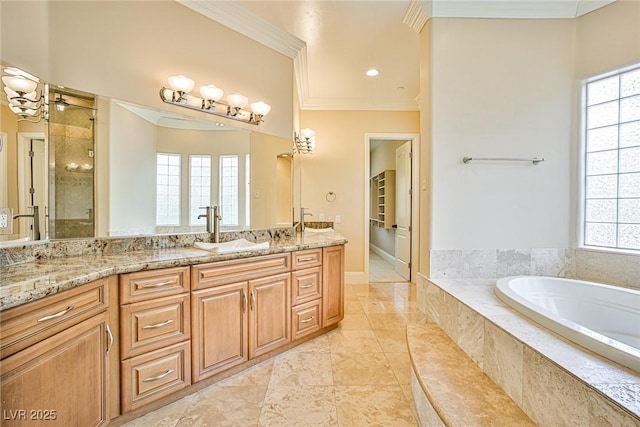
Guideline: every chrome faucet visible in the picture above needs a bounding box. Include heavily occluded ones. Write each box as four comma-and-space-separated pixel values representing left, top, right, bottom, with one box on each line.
299, 207, 313, 232
198, 205, 222, 243
13, 205, 41, 241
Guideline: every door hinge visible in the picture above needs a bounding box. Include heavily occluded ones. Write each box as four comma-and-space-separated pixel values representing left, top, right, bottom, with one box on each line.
409, 151, 413, 158
28, 150, 35, 157
408, 262, 412, 269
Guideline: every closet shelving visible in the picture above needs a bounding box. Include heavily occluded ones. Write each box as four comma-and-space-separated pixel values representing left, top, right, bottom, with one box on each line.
369, 170, 395, 229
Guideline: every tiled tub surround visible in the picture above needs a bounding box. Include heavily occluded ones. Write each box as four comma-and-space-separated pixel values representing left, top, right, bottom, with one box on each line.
430, 248, 640, 291
0, 229, 346, 311
429, 248, 574, 279
415, 274, 640, 426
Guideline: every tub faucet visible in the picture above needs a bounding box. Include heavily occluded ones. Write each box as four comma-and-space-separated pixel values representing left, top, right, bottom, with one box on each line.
13, 205, 40, 241
198, 205, 222, 242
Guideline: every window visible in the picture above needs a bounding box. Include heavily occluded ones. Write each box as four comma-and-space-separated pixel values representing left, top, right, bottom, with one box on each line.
583, 65, 640, 251
156, 153, 181, 225
220, 155, 239, 226
189, 155, 211, 225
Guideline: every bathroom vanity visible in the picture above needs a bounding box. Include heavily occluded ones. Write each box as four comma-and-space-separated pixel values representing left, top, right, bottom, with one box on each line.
0, 231, 346, 425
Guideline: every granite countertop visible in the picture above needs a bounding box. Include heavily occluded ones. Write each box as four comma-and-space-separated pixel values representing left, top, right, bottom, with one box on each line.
0, 233, 347, 312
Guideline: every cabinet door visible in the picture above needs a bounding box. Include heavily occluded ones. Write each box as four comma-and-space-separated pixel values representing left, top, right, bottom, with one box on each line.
249, 273, 291, 359
1, 312, 111, 427
323, 245, 345, 327
191, 283, 248, 382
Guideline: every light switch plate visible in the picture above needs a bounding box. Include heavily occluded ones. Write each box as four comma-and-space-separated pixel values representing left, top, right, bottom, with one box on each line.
0, 208, 13, 235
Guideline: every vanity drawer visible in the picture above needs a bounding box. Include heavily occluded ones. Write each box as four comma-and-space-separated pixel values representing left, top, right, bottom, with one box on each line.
121, 341, 191, 412
120, 293, 190, 359
292, 248, 322, 270
192, 253, 291, 290
0, 278, 108, 359
292, 299, 322, 341
291, 266, 322, 306
120, 266, 190, 304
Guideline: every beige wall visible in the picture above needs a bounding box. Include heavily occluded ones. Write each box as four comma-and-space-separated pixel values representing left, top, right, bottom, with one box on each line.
418, 19, 433, 277
428, 18, 575, 250
575, 0, 640, 79
1, 1, 293, 139
298, 110, 419, 275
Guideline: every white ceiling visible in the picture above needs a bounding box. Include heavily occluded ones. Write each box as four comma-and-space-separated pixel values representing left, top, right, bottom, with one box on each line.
178, 0, 616, 112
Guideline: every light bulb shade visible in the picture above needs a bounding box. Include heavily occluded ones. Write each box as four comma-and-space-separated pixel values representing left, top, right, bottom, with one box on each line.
250, 101, 271, 116
4, 86, 39, 102
227, 93, 248, 108
301, 128, 315, 140
10, 105, 38, 116
200, 85, 224, 101
167, 75, 195, 93
2, 75, 38, 93
9, 99, 38, 109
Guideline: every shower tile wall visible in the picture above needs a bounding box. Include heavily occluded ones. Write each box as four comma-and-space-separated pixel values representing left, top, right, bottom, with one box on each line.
49, 99, 95, 239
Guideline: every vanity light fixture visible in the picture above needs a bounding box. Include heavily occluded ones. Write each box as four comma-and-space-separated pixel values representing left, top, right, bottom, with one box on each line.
160, 75, 271, 126
1, 67, 48, 122
293, 128, 316, 154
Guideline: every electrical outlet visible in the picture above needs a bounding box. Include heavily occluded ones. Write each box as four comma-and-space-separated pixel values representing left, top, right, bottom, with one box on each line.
319, 213, 325, 221
0, 208, 13, 235
335, 215, 341, 224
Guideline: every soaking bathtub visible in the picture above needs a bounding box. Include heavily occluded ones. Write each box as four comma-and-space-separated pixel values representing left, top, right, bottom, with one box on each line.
495, 276, 640, 372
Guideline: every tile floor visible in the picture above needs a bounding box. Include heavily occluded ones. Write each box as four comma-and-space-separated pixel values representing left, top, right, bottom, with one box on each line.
123, 255, 421, 427
369, 250, 408, 283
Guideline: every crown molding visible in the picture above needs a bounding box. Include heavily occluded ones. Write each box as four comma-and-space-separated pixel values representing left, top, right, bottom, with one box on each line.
177, 0, 306, 59
431, 0, 617, 19
403, 1, 432, 33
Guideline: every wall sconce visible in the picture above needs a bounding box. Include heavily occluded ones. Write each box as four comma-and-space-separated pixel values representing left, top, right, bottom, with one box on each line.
1, 67, 48, 122
160, 75, 270, 126
54, 93, 69, 112
293, 128, 316, 154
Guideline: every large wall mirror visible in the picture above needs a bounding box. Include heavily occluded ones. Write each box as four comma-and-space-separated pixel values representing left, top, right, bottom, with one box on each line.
1, 64, 294, 245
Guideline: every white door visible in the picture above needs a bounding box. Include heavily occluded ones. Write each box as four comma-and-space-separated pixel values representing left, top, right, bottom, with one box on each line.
394, 141, 411, 280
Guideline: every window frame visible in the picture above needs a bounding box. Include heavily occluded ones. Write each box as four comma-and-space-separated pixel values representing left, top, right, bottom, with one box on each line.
156, 152, 181, 226
580, 63, 640, 254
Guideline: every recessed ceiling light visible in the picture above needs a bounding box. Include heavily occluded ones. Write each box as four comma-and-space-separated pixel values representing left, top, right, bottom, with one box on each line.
366, 69, 379, 77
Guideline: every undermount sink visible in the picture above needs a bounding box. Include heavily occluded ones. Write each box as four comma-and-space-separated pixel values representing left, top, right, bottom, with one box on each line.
304, 228, 334, 234
194, 238, 270, 253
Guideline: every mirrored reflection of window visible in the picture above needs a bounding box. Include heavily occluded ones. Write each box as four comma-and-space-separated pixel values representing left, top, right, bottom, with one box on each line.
584, 65, 640, 251
220, 155, 239, 226
189, 155, 211, 225
157, 153, 181, 225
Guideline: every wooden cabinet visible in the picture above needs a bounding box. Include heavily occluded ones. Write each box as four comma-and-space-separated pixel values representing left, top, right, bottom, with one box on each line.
191, 282, 248, 381
191, 254, 291, 382
370, 170, 396, 229
290, 248, 323, 341
323, 245, 345, 327
249, 273, 291, 358
0, 277, 117, 426
119, 267, 191, 413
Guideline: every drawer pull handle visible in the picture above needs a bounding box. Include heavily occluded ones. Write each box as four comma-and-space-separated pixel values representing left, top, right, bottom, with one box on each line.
300, 284, 314, 289
37, 306, 74, 322
139, 280, 175, 289
298, 256, 316, 262
301, 316, 315, 324
143, 369, 175, 382
142, 319, 174, 329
